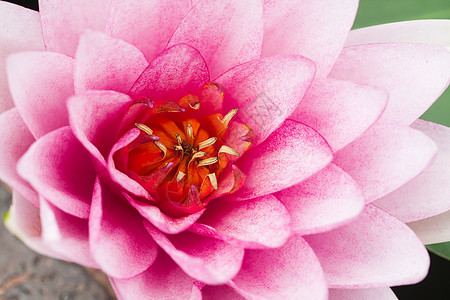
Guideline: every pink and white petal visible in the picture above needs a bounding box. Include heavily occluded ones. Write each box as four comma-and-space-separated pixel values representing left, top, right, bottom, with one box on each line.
230, 120, 332, 201
39, 0, 111, 56
0, 1, 44, 114
305, 204, 430, 288
145, 224, 244, 285
329, 43, 450, 125
290, 78, 388, 152
107, 0, 192, 62
168, 0, 263, 79
329, 288, 397, 300
230, 235, 327, 300
275, 163, 364, 235
375, 120, 450, 222
39, 197, 98, 268
408, 210, 450, 245
191, 194, 291, 249
201, 285, 245, 300
263, 0, 358, 78
74, 30, 148, 94
334, 121, 437, 203
0, 109, 38, 206
17, 127, 95, 219
129, 44, 209, 102
217, 55, 316, 144
7, 51, 74, 138
90, 178, 158, 279
110, 250, 202, 300
346, 20, 450, 48
67, 91, 132, 167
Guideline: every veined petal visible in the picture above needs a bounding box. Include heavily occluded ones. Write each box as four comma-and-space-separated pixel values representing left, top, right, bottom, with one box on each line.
408, 210, 450, 245
263, 0, 358, 77
7, 52, 74, 138
168, 0, 263, 79
305, 204, 430, 288
375, 120, 450, 222
0, 1, 44, 114
329, 43, 450, 125
39, 0, 111, 56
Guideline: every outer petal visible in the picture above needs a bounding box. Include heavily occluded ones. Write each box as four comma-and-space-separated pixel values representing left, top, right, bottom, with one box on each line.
90, 178, 158, 279
7, 52, 74, 138
375, 120, 450, 222
305, 204, 430, 288
345, 20, 450, 48
39, 197, 98, 268
263, 0, 358, 77
168, 0, 263, 78
275, 163, 364, 235
129, 44, 209, 102
17, 127, 95, 219
74, 30, 148, 94
67, 91, 132, 167
107, 0, 192, 62
230, 235, 327, 300
408, 210, 450, 245
329, 288, 397, 300
145, 224, 244, 285
217, 55, 316, 144
0, 1, 44, 114
191, 194, 291, 249
329, 43, 450, 125
230, 120, 332, 201
0, 109, 37, 206
334, 121, 437, 203
110, 250, 202, 300
290, 78, 388, 152
39, 0, 111, 56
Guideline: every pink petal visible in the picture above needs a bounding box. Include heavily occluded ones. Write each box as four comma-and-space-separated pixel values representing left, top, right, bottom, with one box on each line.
334, 121, 437, 203
90, 178, 158, 279
191, 194, 291, 249
107, 0, 192, 62
202, 285, 245, 300
230, 120, 332, 201
345, 20, 450, 47
6, 51, 74, 138
408, 210, 450, 245
217, 55, 315, 144
74, 30, 148, 94
230, 235, 327, 300
305, 204, 430, 288
67, 91, 132, 168
129, 44, 209, 102
275, 163, 364, 235
110, 250, 202, 300
329, 288, 397, 300
263, 0, 358, 78
39, 197, 98, 268
145, 223, 244, 285
329, 43, 450, 125
0, 1, 44, 114
39, 0, 110, 56
0, 109, 38, 206
375, 120, 450, 222
168, 0, 263, 79
17, 127, 95, 219
290, 78, 388, 152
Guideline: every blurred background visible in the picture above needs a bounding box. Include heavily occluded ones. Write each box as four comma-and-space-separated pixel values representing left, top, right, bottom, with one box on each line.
1, 0, 449, 299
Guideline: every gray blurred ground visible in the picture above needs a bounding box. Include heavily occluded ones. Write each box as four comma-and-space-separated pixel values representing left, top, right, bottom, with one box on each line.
0, 185, 116, 300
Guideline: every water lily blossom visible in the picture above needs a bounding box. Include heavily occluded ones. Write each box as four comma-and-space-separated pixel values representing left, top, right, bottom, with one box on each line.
0, 1, 450, 299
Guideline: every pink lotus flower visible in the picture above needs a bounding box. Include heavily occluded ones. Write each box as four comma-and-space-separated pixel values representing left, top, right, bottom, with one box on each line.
1, 0, 450, 299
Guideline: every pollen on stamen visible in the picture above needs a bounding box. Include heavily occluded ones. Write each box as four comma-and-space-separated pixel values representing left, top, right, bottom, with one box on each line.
154, 141, 167, 155
220, 108, 238, 127
198, 157, 219, 167
207, 173, 218, 190
186, 123, 194, 140
135, 123, 153, 135
198, 137, 218, 150
176, 171, 186, 182
218, 145, 239, 157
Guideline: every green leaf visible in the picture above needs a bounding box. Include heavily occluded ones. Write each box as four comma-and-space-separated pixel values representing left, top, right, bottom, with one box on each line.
427, 242, 450, 260
353, 0, 450, 127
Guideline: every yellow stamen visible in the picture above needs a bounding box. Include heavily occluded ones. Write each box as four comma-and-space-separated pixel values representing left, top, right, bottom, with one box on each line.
207, 173, 218, 190
154, 141, 167, 155
135, 123, 153, 135
176, 171, 186, 182
220, 108, 238, 127
198, 137, 218, 150
198, 157, 219, 167
218, 145, 239, 157
186, 123, 194, 140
